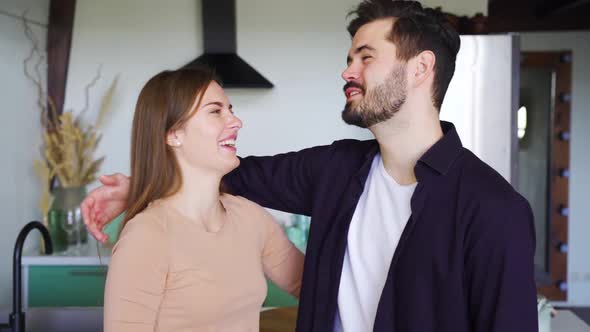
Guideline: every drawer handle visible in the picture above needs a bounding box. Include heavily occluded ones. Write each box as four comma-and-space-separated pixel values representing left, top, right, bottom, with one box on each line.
69, 270, 107, 277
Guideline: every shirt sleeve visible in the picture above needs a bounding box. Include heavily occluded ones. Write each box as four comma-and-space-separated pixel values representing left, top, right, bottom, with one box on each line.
260, 209, 304, 298
464, 196, 538, 332
103, 214, 168, 332
223, 143, 333, 215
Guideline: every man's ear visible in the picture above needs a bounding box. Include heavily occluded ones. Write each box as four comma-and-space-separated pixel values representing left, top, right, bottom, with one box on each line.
166, 129, 184, 147
411, 50, 436, 87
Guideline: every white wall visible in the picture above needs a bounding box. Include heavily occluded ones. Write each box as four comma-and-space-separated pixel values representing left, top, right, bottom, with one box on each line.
421, 0, 487, 15
65, 0, 505, 223
0, 0, 48, 310
64, 0, 372, 181
521, 31, 590, 306
64, 0, 488, 181
64, 0, 495, 229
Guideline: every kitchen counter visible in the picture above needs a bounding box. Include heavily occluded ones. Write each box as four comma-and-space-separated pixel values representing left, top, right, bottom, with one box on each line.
0, 307, 290, 332
553, 310, 590, 331
21, 240, 111, 266
16, 244, 590, 331
257, 308, 590, 332
0, 307, 103, 332
0, 308, 587, 331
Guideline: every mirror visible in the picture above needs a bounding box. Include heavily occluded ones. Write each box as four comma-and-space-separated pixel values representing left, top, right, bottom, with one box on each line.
519, 67, 554, 274
518, 51, 572, 301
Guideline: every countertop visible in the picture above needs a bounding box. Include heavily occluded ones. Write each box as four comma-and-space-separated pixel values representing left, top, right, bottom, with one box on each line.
21, 240, 111, 266
0, 308, 587, 331
258, 308, 590, 332
17, 243, 590, 331
553, 310, 590, 331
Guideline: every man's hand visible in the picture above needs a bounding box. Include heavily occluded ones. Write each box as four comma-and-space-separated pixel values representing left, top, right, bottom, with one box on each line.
81, 173, 130, 243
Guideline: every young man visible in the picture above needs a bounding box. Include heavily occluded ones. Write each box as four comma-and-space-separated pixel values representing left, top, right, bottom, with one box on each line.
83, 1, 537, 331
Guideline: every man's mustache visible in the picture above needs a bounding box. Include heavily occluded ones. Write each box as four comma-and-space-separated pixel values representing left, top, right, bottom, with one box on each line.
343, 81, 365, 93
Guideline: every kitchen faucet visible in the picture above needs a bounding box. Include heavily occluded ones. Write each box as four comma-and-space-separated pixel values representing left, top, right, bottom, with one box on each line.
0, 221, 53, 332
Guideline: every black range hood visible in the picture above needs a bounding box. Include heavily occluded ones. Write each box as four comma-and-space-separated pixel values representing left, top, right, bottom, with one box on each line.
183, 0, 273, 88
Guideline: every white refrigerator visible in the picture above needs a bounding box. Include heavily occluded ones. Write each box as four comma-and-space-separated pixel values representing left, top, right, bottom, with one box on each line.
441, 34, 519, 184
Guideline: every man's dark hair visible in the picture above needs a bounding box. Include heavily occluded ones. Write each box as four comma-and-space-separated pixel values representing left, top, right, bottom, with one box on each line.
347, 0, 461, 110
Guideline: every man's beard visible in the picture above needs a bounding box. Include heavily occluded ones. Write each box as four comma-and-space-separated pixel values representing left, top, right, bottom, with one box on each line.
341, 65, 407, 128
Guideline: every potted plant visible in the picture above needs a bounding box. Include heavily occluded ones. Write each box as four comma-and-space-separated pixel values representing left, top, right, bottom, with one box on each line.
20, 13, 117, 252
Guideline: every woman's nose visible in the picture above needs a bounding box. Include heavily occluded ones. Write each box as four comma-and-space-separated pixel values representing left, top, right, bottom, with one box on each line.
227, 113, 242, 130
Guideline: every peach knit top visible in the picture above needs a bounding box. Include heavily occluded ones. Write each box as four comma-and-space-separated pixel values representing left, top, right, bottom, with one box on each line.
104, 194, 304, 331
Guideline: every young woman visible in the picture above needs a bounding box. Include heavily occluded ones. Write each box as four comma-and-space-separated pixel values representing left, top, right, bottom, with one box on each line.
103, 67, 304, 331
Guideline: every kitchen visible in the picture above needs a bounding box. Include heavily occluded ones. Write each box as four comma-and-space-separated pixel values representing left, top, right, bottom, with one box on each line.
2, 0, 590, 331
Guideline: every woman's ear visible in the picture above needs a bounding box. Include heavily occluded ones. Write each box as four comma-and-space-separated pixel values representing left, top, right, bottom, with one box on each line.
166, 130, 183, 147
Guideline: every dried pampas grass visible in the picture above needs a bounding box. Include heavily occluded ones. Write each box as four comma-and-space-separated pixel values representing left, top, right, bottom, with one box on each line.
39, 76, 118, 188
21, 11, 119, 216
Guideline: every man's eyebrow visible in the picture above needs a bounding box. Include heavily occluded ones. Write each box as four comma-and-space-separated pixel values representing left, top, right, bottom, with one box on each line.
347, 44, 376, 64
355, 45, 376, 54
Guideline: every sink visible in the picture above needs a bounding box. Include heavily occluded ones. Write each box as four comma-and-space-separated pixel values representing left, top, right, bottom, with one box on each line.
1, 308, 103, 332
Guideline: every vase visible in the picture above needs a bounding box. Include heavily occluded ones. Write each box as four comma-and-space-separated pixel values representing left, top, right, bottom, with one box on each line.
46, 210, 68, 252
49, 186, 88, 249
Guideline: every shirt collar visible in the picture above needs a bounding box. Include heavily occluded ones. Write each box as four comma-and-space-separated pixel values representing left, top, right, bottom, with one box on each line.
416, 121, 463, 176
361, 121, 463, 179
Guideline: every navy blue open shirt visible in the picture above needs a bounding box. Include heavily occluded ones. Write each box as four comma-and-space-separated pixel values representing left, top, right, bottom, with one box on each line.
225, 121, 538, 332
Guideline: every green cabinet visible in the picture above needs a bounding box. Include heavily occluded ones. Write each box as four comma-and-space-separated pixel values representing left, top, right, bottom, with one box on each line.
26, 265, 295, 308
263, 279, 298, 307
28, 266, 107, 307
24, 213, 304, 308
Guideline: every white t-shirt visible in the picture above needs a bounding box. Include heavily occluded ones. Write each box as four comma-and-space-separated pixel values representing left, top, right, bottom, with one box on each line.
335, 154, 417, 332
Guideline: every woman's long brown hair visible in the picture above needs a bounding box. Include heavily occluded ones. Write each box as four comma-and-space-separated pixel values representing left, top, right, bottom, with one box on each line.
124, 67, 217, 225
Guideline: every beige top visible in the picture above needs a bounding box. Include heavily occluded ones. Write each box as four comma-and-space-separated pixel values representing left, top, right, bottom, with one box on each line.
104, 194, 304, 332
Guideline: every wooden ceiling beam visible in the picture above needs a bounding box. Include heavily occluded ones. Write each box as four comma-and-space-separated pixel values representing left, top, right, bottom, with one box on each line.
47, 0, 76, 116
535, 0, 590, 17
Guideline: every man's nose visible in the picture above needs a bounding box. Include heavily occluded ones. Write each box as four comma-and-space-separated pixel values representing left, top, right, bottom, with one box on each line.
341, 63, 360, 82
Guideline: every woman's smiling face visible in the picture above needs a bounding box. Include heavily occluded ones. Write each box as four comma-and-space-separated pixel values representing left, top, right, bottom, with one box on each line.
167, 81, 243, 175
